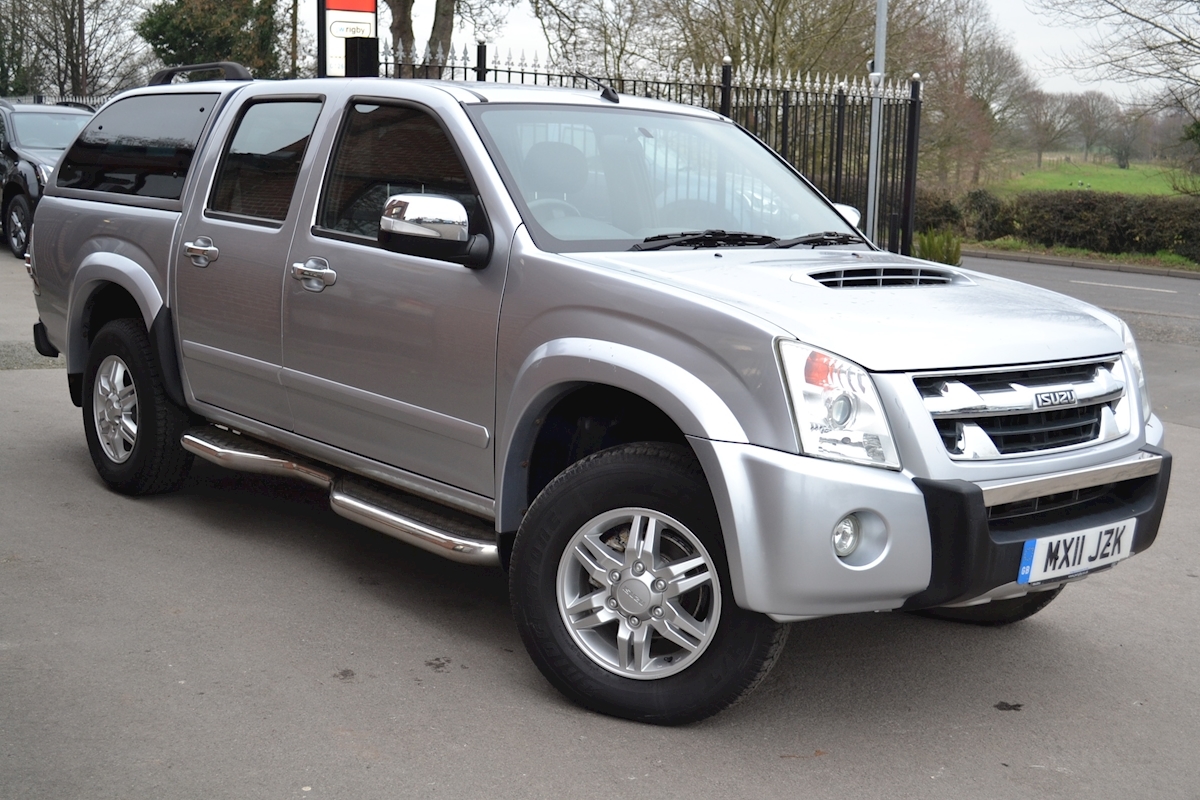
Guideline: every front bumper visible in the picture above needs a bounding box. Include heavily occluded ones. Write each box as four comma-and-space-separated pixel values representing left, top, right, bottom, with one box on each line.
688, 436, 1172, 620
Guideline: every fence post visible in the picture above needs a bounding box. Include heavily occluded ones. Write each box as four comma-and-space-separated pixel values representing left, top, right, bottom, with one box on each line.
476, 42, 488, 81
780, 89, 790, 163
899, 74, 922, 257
719, 56, 732, 118
833, 85, 847, 203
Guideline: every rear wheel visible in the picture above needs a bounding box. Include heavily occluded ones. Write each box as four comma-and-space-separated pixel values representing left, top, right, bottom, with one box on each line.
509, 442, 788, 724
6, 194, 31, 257
83, 318, 193, 495
917, 586, 1064, 626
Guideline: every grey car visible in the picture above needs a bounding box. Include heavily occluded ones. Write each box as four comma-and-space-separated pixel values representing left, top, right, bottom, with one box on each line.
27, 70, 1170, 724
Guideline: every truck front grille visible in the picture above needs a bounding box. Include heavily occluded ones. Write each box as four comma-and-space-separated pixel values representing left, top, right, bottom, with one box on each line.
914, 357, 1131, 460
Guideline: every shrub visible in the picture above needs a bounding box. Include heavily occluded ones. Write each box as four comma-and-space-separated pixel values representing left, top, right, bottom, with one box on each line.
915, 228, 962, 266
961, 189, 1015, 241
914, 187, 963, 234
1009, 190, 1200, 261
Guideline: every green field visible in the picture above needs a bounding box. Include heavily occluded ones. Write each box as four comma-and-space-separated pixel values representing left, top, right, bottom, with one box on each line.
991, 160, 1176, 196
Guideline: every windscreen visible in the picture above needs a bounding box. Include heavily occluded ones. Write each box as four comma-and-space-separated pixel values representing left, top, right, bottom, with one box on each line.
468, 104, 853, 252
10, 112, 91, 150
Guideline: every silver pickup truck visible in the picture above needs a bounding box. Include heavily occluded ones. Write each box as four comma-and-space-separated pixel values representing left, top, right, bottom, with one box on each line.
26, 64, 1171, 724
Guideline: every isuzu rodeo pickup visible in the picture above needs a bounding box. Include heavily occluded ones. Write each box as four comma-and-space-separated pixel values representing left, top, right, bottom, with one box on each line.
26, 62, 1171, 724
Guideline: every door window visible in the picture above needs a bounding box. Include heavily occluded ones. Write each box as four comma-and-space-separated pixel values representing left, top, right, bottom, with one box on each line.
209, 100, 322, 224
317, 102, 479, 241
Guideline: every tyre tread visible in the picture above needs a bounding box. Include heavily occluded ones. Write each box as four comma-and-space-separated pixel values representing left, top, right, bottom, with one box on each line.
85, 318, 192, 495
510, 441, 788, 725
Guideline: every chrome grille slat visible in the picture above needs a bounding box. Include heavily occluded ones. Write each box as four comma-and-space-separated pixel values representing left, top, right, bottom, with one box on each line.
914, 356, 1131, 460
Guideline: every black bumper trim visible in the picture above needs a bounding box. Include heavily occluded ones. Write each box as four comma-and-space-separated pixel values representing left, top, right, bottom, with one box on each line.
902, 445, 1172, 610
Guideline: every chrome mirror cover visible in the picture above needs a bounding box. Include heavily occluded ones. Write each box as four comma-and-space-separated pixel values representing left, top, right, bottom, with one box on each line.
381, 194, 470, 242
833, 203, 862, 228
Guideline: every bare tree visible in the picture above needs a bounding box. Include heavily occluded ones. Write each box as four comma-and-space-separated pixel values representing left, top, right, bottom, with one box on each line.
1069, 90, 1120, 161
1106, 107, 1148, 169
35, 0, 151, 95
0, 0, 43, 95
1023, 90, 1075, 168
917, 0, 1032, 187
532, 0, 666, 74
380, 0, 515, 72
1028, 0, 1200, 110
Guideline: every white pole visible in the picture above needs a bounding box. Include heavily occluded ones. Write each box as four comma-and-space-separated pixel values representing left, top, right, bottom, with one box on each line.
864, 0, 887, 242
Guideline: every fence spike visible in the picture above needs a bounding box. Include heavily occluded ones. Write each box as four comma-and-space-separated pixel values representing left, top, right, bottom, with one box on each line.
531, 50, 540, 69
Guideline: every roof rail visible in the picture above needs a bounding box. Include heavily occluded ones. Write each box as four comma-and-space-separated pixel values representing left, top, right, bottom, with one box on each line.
148, 61, 253, 86
55, 100, 96, 112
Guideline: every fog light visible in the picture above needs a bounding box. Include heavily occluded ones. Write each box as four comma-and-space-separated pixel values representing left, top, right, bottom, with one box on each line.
832, 514, 861, 557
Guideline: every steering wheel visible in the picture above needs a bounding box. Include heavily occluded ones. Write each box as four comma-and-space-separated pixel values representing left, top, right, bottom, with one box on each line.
528, 197, 581, 220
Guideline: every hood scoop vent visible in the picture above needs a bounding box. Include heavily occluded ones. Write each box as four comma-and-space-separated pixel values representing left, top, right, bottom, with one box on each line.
807, 266, 965, 288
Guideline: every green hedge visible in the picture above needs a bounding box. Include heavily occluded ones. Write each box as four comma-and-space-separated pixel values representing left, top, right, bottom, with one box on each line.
914, 187, 1200, 262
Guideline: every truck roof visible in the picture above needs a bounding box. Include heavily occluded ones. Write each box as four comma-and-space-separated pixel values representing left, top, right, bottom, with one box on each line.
104, 77, 726, 121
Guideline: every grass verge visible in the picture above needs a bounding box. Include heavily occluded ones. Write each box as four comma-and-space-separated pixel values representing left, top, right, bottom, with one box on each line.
968, 237, 1200, 272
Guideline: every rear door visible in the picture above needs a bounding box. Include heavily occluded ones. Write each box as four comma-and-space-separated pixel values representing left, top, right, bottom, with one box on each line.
279, 90, 507, 497
175, 87, 325, 430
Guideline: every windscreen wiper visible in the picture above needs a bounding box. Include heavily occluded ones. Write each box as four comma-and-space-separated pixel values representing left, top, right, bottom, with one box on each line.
768, 231, 868, 249
631, 229, 778, 251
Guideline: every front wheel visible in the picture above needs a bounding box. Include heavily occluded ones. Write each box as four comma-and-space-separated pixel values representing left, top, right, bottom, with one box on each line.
82, 318, 193, 495
6, 194, 31, 257
509, 443, 788, 724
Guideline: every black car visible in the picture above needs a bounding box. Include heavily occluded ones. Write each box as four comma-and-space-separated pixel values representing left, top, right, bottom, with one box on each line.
1, 100, 93, 256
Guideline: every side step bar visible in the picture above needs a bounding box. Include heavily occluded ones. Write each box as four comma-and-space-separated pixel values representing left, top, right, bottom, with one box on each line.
181, 426, 500, 567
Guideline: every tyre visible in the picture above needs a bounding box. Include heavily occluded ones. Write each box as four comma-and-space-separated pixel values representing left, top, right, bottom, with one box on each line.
6, 194, 31, 257
82, 318, 193, 495
509, 442, 789, 724
916, 586, 1064, 626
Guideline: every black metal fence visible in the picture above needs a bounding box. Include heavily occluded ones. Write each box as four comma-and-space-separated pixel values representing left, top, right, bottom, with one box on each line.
381, 43, 921, 253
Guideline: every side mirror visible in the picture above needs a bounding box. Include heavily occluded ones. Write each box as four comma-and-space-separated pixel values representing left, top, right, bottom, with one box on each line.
833, 203, 862, 228
378, 193, 491, 268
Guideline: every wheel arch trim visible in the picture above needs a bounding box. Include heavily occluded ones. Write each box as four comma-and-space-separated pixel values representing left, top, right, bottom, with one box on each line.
496, 337, 748, 533
66, 256, 163, 375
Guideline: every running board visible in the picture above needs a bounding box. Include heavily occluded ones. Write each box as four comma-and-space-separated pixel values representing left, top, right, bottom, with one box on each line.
182, 426, 334, 488
181, 426, 499, 567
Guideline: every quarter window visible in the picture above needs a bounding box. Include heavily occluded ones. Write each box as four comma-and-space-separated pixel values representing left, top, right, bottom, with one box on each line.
209, 100, 322, 223
57, 93, 218, 199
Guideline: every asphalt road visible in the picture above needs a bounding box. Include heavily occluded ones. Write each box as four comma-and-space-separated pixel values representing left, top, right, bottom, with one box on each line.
3, 252, 1199, 799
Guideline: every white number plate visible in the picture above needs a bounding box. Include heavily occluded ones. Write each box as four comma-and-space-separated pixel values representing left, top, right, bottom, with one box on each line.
1017, 518, 1136, 585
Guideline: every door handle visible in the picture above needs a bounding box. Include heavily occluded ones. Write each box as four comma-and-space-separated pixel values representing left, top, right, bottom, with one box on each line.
291, 257, 337, 292
184, 236, 219, 267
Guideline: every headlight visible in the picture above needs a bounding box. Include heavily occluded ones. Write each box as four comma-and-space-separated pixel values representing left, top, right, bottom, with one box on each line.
779, 340, 900, 469
35, 162, 53, 186
1121, 321, 1151, 423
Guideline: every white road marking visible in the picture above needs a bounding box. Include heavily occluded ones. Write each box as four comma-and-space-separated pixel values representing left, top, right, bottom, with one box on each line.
1071, 279, 1177, 294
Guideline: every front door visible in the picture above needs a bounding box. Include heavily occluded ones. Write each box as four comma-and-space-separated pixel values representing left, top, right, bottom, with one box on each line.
280, 99, 505, 497
175, 91, 324, 430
